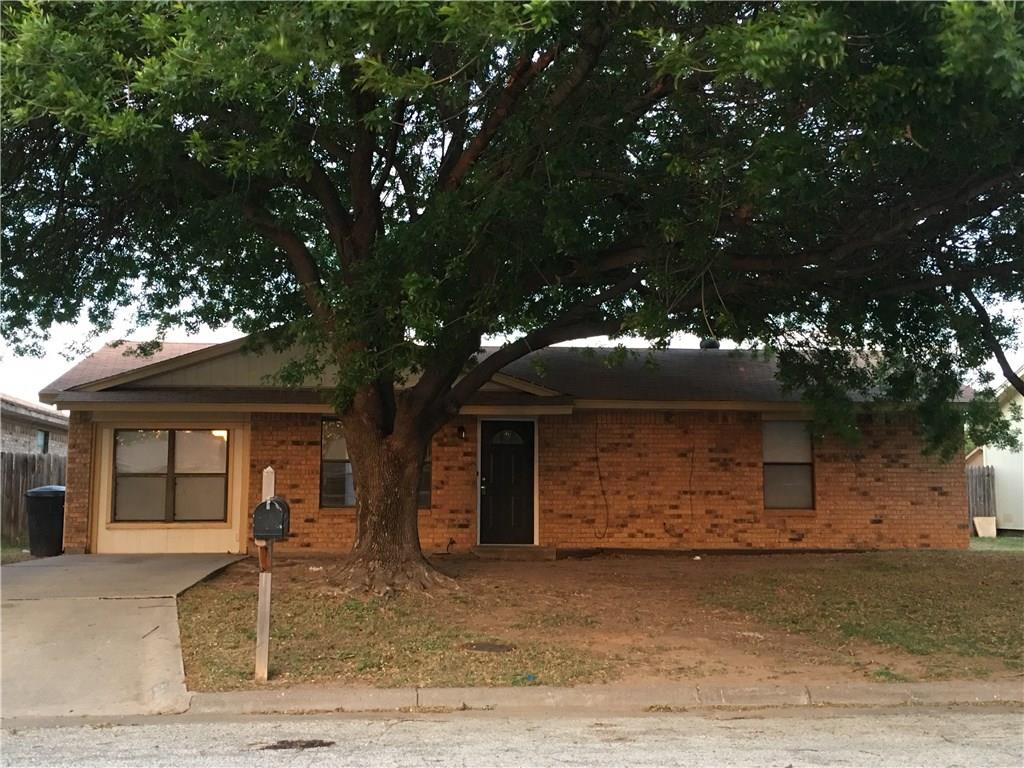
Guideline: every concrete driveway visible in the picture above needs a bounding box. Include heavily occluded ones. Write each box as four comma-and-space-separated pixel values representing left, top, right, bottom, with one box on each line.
2, 554, 240, 719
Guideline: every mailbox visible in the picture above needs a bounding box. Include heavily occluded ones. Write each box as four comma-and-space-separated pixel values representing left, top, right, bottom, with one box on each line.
253, 496, 290, 540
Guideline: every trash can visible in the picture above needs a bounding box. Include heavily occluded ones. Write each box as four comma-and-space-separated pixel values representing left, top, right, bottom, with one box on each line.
26, 485, 66, 557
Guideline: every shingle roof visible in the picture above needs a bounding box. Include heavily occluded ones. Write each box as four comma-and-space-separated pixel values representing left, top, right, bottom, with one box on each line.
500, 347, 795, 402
40, 340, 796, 403
39, 341, 214, 396
0, 393, 70, 429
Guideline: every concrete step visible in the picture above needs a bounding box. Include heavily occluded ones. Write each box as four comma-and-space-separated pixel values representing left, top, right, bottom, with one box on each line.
472, 546, 557, 561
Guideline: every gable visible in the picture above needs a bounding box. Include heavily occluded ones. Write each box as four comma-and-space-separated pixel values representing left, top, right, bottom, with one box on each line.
127, 345, 332, 389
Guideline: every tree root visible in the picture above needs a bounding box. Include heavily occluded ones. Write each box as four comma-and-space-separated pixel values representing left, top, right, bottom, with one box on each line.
326, 552, 456, 597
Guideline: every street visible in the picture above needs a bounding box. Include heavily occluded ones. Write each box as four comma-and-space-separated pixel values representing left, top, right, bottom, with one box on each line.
2, 706, 1022, 767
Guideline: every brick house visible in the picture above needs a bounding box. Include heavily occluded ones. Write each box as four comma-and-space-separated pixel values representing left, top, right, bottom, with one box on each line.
1, 394, 69, 456
40, 339, 969, 555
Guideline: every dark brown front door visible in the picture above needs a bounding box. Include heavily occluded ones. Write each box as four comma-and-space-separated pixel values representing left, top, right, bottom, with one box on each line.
479, 420, 535, 545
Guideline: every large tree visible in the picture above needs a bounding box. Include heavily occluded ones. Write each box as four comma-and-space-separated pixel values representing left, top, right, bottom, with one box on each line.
3, 2, 1023, 590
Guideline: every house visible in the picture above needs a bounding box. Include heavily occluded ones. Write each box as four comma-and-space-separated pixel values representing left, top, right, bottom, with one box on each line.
39, 339, 969, 555
1, 394, 69, 456
964, 367, 1024, 534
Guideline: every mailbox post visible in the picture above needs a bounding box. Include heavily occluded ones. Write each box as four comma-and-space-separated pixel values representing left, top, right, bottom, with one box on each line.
252, 466, 289, 682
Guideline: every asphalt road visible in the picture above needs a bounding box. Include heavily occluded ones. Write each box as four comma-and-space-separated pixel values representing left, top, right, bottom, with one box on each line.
2, 707, 1022, 767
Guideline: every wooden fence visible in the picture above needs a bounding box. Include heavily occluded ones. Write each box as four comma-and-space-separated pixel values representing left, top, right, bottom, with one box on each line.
966, 465, 996, 530
1, 452, 66, 544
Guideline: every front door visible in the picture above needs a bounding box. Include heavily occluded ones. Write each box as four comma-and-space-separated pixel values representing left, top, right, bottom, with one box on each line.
479, 420, 535, 545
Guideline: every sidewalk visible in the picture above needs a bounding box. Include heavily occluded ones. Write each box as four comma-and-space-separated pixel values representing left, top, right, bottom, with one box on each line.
189, 679, 1024, 716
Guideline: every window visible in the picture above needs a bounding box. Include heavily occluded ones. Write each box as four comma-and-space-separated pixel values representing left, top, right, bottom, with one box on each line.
418, 444, 432, 509
35, 430, 50, 454
113, 429, 229, 522
491, 429, 524, 445
321, 419, 432, 508
321, 420, 355, 507
762, 421, 814, 509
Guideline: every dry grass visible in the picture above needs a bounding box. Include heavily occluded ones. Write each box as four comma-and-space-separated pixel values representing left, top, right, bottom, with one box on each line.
178, 549, 1024, 691
1, 542, 33, 565
178, 560, 610, 691
700, 550, 1024, 677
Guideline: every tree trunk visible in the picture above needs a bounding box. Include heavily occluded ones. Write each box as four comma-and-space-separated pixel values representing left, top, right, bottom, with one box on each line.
331, 410, 451, 594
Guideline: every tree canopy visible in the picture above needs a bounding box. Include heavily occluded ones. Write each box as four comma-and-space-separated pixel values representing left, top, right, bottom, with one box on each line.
3, 1, 1023, 454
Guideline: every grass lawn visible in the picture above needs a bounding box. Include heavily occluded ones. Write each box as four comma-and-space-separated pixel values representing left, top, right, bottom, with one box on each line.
970, 536, 1024, 552
179, 547, 1024, 691
701, 549, 1024, 680
179, 558, 612, 691
1, 542, 33, 565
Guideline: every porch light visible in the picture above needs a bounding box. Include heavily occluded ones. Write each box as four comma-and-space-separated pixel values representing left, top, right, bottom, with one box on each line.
457, 425, 466, 441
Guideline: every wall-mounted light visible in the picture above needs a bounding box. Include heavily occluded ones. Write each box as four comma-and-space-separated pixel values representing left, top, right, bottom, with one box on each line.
457, 425, 467, 441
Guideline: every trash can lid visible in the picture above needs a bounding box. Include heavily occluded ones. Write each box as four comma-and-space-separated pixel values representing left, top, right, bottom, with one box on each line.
26, 485, 66, 497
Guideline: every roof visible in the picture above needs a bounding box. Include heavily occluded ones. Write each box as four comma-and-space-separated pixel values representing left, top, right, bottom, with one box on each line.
40, 342, 215, 397
500, 347, 796, 402
1, 393, 70, 431
40, 338, 803, 407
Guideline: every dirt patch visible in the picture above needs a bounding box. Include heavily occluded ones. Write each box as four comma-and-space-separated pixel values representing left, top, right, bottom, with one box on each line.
178, 550, 1024, 691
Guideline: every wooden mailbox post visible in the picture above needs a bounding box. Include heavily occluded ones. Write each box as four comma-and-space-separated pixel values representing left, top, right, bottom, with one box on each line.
254, 540, 273, 682
253, 466, 289, 683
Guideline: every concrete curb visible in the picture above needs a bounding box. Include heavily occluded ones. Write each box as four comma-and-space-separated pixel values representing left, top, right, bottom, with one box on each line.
187, 680, 1024, 716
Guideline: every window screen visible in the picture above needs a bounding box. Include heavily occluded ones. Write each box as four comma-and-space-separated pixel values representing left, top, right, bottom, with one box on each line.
762, 421, 814, 509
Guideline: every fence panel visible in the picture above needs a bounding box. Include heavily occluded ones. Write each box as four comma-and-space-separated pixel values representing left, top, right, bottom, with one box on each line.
965, 465, 996, 530
1, 452, 67, 544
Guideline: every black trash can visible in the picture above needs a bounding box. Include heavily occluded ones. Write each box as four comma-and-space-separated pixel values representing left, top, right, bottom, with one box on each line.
26, 485, 66, 557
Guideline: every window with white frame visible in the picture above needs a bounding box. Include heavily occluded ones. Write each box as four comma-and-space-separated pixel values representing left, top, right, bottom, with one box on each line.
762, 420, 814, 509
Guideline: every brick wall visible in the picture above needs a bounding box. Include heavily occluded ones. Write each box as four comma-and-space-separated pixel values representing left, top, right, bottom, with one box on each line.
537, 410, 968, 550
1, 419, 68, 455
62, 411, 93, 553
247, 409, 966, 553
248, 413, 477, 554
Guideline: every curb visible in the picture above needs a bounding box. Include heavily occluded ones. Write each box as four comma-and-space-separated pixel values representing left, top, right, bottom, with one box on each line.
188, 680, 1024, 716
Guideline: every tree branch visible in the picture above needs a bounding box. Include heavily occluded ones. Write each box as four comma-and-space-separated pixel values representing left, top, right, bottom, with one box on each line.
819, 169, 1021, 266
241, 200, 335, 332
544, 18, 611, 113
442, 316, 624, 414
295, 124, 352, 168
373, 97, 409, 198
299, 159, 356, 271
440, 47, 560, 192
867, 261, 1020, 296
959, 288, 1024, 396
348, 85, 379, 256
394, 157, 422, 221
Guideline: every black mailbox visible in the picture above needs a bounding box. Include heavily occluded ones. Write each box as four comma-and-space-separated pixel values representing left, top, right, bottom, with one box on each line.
253, 496, 290, 540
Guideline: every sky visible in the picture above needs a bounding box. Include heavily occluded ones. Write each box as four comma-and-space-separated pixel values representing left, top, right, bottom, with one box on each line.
2, 304, 1021, 411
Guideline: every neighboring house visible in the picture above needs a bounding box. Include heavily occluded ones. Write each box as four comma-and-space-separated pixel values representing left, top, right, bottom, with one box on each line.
1, 394, 69, 456
964, 367, 1024, 533
40, 340, 968, 555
